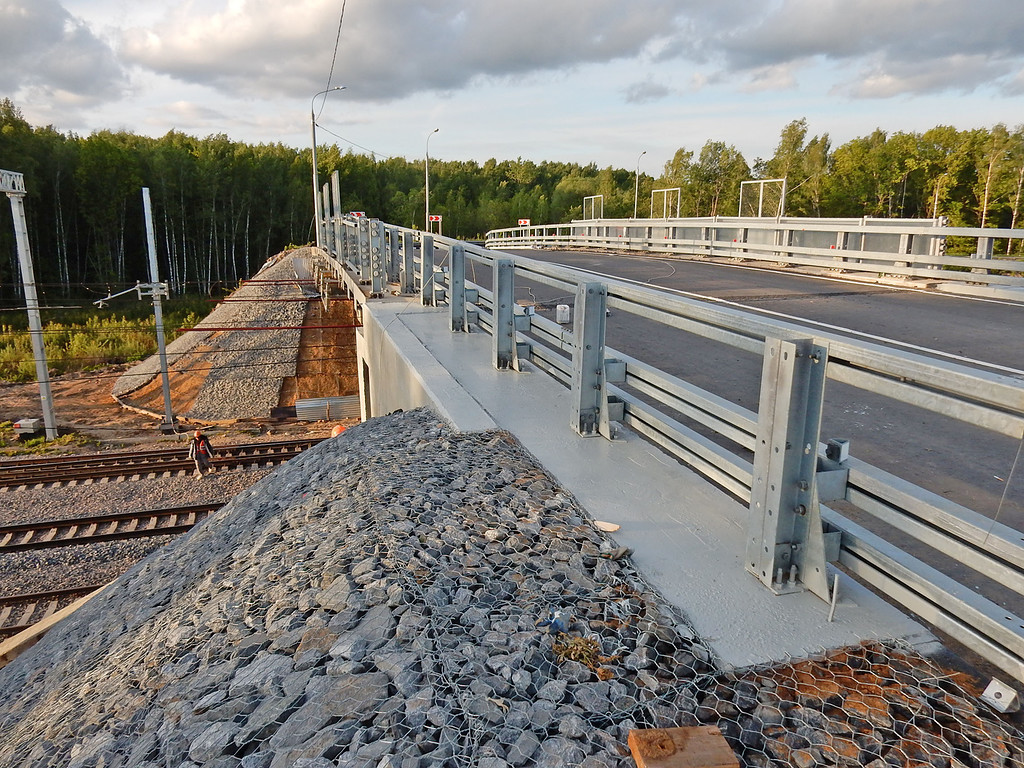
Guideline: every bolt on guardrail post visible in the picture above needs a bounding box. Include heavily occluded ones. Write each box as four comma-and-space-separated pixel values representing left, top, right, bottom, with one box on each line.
401, 231, 416, 294
420, 234, 435, 306
368, 219, 386, 296
492, 259, 516, 369
570, 282, 608, 436
746, 337, 832, 602
449, 243, 467, 332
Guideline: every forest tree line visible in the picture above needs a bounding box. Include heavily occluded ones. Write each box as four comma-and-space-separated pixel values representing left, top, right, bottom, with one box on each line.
1, 98, 1022, 306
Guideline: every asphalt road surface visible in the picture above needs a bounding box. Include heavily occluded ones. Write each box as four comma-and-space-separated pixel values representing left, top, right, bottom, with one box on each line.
495, 247, 1024, 616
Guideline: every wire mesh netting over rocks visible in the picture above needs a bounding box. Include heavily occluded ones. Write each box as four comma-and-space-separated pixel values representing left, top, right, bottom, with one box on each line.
0, 409, 1021, 767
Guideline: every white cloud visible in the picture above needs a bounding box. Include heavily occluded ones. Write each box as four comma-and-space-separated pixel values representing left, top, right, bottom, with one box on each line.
624, 80, 673, 104
118, 0, 695, 100
0, 0, 126, 104
704, 0, 1024, 96
740, 63, 799, 93
844, 54, 1006, 98
3, 0, 1024, 169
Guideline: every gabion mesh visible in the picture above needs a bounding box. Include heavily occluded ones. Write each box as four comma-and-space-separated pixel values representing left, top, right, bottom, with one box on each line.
700, 642, 1024, 768
0, 409, 1021, 768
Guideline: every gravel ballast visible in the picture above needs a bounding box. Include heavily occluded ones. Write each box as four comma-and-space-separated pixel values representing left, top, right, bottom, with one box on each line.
0, 465, 274, 598
113, 252, 311, 420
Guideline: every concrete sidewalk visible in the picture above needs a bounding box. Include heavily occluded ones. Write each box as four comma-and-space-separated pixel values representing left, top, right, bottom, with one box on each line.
364, 298, 936, 670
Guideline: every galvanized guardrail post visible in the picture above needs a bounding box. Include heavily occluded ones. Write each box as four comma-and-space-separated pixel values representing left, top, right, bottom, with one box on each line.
386, 225, 401, 284
449, 243, 467, 332
321, 182, 331, 250
570, 282, 608, 436
972, 236, 994, 274
356, 217, 371, 282
420, 235, 435, 306
368, 219, 386, 296
330, 170, 342, 255
492, 259, 516, 369
746, 337, 832, 601
337, 218, 349, 265
401, 231, 416, 294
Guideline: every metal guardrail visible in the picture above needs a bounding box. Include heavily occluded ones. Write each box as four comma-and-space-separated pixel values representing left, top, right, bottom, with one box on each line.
316, 205, 1024, 680
484, 216, 1024, 291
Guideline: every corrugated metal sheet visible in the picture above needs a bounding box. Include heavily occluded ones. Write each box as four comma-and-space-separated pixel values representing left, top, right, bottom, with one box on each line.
294, 396, 361, 422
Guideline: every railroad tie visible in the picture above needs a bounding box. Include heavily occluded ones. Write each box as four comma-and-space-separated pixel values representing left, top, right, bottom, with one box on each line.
16, 604, 36, 626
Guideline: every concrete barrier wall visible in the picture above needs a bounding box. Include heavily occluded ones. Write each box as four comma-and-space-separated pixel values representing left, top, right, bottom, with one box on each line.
356, 302, 496, 432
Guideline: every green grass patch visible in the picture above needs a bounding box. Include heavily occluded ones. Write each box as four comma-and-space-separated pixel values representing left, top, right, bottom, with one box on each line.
0, 296, 207, 383
0, 421, 101, 456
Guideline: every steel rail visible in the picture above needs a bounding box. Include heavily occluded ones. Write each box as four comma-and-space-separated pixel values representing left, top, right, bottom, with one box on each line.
0, 503, 221, 552
0, 439, 322, 487
0, 584, 107, 639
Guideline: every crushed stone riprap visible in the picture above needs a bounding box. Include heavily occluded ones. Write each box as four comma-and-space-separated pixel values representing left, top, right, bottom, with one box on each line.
0, 409, 717, 768
2, 410, 1021, 768
112, 252, 310, 420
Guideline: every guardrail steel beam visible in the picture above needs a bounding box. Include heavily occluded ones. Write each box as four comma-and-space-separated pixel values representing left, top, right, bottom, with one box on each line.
316, 213, 1024, 679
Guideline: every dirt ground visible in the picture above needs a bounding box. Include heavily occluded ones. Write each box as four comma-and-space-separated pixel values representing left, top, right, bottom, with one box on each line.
0, 295, 360, 452
1, 368, 161, 445
0, 369, 330, 451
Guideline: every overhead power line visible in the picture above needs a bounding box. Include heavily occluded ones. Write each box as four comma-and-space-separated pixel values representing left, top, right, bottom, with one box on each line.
318, 0, 349, 121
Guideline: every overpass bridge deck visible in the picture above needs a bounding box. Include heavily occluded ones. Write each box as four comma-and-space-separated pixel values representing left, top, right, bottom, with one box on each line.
366, 296, 933, 669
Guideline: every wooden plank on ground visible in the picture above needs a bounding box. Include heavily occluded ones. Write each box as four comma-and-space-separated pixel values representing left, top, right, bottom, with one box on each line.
628, 727, 739, 768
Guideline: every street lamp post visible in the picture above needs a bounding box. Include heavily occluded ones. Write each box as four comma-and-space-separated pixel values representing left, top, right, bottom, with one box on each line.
425, 128, 439, 231
634, 150, 647, 219
311, 86, 346, 248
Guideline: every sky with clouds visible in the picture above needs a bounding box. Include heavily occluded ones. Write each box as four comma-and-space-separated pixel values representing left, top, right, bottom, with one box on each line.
2, 0, 1023, 175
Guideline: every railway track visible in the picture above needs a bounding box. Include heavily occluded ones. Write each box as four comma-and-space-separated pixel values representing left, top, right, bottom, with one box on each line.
0, 503, 221, 553
0, 503, 223, 641
0, 584, 106, 641
0, 438, 322, 489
